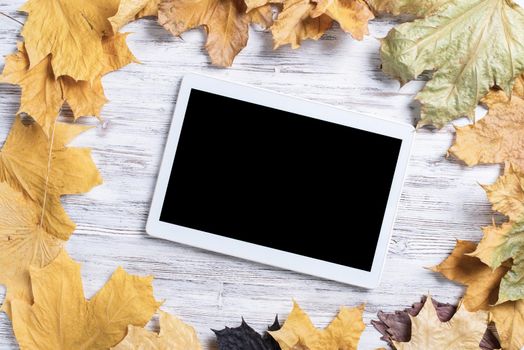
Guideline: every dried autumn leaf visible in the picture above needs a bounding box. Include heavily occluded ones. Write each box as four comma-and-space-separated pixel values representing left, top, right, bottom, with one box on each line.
11, 250, 161, 350
256, 0, 373, 49
366, 0, 449, 17
310, 0, 373, 40
490, 300, 524, 350
380, 0, 524, 128
158, 0, 273, 67
431, 240, 510, 311
1, 34, 136, 135
473, 219, 524, 303
213, 317, 281, 350
0, 117, 102, 240
483, 164, 524, 221
392, 296, 489, 349
449, 91, 524, 172
371, 296, 500, 350
0, 182, 63, 317
109, 0, 160, 32
270, 0, 333, 49
20, 0, 123, 81
112, 310, 202, 350
269, 301, 365, 350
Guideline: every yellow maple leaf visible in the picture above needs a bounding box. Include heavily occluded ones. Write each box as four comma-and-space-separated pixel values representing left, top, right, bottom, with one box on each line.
393, 296, 489, 349
449, 88, 524, 172
19, 0, 125, 81
159, 0, 273, 66
490, 300, 524, 350
109, 0, 160, 32
0, 182, 63, 317
112, 310, 202, 350
431, 240, 510, 311
269, 301, 365, 350
249, 0, 373, 49
1, 34, 137, 135
0, 117, 102, 240
11, 250, 162, 350
483, 163, 524, 221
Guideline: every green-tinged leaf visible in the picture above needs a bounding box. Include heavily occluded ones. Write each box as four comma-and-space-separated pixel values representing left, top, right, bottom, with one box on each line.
380, 0, 524, 128
473, 219, 524, 303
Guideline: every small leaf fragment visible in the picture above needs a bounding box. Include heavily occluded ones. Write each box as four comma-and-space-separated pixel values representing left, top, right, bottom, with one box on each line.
109, 0, 160, 32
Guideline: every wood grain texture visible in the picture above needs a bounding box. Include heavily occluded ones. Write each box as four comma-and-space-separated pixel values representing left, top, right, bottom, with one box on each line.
0, 2, 514, 348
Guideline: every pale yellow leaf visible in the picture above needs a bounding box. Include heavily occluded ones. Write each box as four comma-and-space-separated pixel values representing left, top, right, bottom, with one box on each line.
0, 117, 102, 240
367, 0, 450, 17
393, 297, 489, 349
0, 183, 63, 317
449, 92, 524, 172
112, 311, 202, 350
483, 164, 524, 221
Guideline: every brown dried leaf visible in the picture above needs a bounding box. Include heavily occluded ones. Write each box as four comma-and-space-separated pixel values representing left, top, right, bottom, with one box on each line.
158, 0, 273, 66
431, 240, 510, 311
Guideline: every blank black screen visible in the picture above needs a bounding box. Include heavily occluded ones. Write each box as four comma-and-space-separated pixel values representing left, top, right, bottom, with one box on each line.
160, 89, 402, 271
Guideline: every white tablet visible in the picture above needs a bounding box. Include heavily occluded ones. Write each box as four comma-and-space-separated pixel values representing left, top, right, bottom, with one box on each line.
147, 73, 414, 288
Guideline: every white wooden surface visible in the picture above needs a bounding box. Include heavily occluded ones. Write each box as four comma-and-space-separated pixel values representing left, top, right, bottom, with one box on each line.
0, 3, 507, 349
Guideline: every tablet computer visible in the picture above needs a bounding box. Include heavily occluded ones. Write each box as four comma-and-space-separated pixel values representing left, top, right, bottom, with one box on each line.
146, 73, 414, 288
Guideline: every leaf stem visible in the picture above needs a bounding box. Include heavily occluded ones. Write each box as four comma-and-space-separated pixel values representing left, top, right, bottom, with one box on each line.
0, 12, 24, 26
39, 119, 57, 228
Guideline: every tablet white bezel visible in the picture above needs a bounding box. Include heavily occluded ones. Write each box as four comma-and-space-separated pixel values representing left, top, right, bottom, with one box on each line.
146, 73, 414, 288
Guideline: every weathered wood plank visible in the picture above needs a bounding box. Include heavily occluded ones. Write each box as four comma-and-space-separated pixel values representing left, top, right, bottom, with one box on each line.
0, 2, 508, 349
